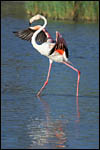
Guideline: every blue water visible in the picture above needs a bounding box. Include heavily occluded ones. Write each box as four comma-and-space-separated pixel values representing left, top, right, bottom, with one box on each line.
1, 2, 99, 149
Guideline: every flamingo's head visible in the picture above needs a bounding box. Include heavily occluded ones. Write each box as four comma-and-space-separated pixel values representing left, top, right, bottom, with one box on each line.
29, 14, 42, 25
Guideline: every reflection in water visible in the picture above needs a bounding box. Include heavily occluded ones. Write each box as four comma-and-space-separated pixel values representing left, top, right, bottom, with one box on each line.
27, 97, 67, 148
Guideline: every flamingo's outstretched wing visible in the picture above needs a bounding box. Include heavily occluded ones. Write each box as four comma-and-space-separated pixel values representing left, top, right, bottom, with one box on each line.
49, 31, 69, 58
13, 26, 48, 44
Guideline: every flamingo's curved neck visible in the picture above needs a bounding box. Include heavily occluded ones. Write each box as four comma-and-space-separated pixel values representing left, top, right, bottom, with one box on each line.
32, 16, 47, 50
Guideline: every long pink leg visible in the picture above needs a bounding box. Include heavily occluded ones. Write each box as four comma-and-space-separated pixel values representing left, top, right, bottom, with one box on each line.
62, 61, 80, 97
62, 61, 80, 119
37, 60, 53, 97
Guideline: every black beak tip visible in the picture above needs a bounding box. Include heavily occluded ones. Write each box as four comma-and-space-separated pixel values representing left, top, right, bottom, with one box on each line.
29, 22, 31, 26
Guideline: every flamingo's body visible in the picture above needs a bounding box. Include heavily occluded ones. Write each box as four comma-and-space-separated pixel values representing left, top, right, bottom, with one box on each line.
13, 14, 80, 97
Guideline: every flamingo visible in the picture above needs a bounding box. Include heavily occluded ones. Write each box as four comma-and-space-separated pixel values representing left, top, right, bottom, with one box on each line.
13, 14, 80, 97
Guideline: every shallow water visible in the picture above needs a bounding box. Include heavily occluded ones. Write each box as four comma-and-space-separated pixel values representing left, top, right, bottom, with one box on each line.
1, 2, 99, 149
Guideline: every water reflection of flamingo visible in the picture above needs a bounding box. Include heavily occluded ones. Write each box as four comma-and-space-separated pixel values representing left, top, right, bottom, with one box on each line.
27, 96, 80, 148
13, 14, 80, 98
27, 96, 68, 148
38, 96, 67, 148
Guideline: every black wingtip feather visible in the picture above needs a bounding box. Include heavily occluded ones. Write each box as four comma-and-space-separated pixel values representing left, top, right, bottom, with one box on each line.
13, 28, 47, 43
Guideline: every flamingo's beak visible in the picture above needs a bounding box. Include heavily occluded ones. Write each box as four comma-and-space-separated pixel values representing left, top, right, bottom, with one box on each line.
29, 22, 31, 26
